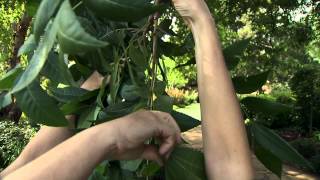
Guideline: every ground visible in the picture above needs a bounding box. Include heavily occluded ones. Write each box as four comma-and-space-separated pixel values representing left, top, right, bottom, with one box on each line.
176, 104, 319, 180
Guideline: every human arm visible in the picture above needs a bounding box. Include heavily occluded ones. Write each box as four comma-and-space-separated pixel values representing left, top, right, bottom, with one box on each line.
172, 1, 254, 179
2, 110, 181, 180
0, 71, 104, 177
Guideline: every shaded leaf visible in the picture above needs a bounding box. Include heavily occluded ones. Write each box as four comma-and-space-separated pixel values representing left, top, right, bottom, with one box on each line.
129, 43, 148, 70
165, 146, 206, 180
41, 52, 75, 85
223, 39, 250, 70
0, 93, 12, 109
49, 86, 89, 103
77, 105, 101, 129
120, 159, 142, 172
232, 71, 270, 94
84, 0, 166, 22
140, 162, 161, 177
154, 95, 173, 113
61, 90, 99, 115
251, 123, 314, 171
56, 1, 108, 55
15, 81, 68, 127
254, 140, 282, 177
0, 66, 23, 91
171, 111, 201, 132
241, 96, 292, 116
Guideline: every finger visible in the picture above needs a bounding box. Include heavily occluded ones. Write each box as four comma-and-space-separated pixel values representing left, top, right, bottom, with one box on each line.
159, 134, 177, 156
141, 145, 164, 166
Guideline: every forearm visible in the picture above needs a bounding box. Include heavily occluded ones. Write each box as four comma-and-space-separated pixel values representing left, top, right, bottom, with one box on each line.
3, 122, 116, 180
0, 126, 75, 177
191, 18, 253, 179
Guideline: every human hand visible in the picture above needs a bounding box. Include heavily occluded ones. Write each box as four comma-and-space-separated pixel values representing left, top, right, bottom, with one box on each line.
101, 110, 182, 166
171, 0, 212, 24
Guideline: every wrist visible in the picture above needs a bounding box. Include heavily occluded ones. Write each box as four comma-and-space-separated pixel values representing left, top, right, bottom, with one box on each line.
90, 122, 118, 159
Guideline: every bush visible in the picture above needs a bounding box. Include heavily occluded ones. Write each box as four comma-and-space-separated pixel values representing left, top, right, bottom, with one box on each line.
167, 88, 198, 106
0, 120, 36, 171
289, 64, 320, 132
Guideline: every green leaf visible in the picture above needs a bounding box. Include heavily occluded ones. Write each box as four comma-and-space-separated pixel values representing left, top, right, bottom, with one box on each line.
56, 1, 108, 54
129, 43, 148, 70
18, 35, 37, 56
120, 83, 141, 102
0, 66, 23, 91
154, 95, 173, 113
159, 41, 188, 57
159, 19, 176, 36
232, 71, 270, 94
165, 146, 207, 180
154, 80, 166, 96
14, 81, 68, 127
49, 86, 89, 103
241, 97, 292, 116
41, 52, 75, 85
251, 123, 314, 171
223, 39, 250, 70
254, 140, 282, 177
120, 159, 142, 172
171, 111, 201, 132
0, 93, 12, 109
61, 90, 99, 115
140, 162, 161, 177
96, 101, 137, 123
83, 0, 166, 22
77, 105, 101, 129
11, 21, 58, 94
33, 0, 63, 42
97, 77, 109, 107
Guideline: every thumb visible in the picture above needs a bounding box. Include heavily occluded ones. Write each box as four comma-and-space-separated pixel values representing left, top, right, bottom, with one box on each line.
141, 145, 164, 166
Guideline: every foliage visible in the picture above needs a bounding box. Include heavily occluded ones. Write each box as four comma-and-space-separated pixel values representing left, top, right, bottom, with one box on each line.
0, 1, 25, 63
289, 63, 320, 132
167, 88, 198, 106
0, 119, 36, 171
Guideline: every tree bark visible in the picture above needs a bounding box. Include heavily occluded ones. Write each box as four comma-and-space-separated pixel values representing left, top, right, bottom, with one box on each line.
8, 12, 32, 69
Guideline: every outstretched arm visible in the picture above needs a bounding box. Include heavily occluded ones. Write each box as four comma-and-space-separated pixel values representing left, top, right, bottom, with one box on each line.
172, 1, 254, 179
0, 71, 104, 177
2, 111, 181, 180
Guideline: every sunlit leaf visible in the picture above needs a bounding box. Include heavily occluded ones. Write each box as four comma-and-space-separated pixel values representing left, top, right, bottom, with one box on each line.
33, 0, 63, 42
11, 21, 58, 94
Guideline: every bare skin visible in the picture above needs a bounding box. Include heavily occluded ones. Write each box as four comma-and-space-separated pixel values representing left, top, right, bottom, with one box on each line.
0, 0, 254, 179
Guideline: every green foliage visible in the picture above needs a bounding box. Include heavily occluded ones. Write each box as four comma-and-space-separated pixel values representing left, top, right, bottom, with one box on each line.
0, 1, 24, 62
289, 64, 320, 132
0, 120, 36, 171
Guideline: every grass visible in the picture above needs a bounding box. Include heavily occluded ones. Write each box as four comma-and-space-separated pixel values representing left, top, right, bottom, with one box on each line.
174, 103, 201, 120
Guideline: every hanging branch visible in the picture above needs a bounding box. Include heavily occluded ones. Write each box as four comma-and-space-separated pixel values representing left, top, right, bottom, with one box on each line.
148, 0, 161, 110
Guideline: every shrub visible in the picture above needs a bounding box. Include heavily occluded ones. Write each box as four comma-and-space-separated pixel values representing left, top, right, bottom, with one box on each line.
167, 88, 198, 106
289, 64, 320, 133
0, 120, 36, 171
